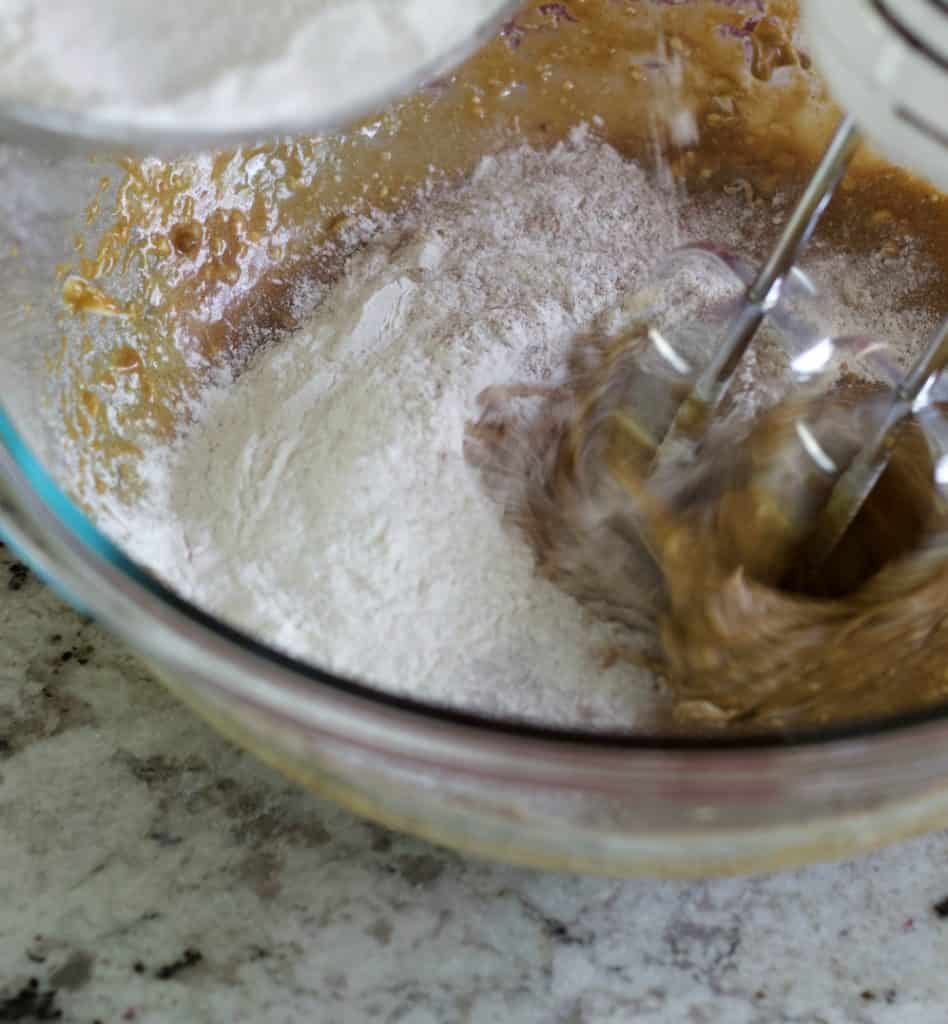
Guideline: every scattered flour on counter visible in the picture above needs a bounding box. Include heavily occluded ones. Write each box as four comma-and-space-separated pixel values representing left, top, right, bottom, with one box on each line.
106, 131, 935, 729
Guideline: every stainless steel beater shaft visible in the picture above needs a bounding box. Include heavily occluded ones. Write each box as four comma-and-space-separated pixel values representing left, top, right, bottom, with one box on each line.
652, 115, 863, 453
798, 314, 948, 579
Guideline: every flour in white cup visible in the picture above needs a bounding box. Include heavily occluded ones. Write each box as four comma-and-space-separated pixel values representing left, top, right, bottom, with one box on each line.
0, 0, 512, 132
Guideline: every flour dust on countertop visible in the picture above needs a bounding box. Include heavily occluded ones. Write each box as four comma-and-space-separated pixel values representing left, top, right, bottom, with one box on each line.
104, 130, 934, 729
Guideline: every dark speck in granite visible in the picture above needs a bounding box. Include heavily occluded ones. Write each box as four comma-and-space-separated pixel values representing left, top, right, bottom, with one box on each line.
0, 653, 97, 757
396, 854, 444, 887
154, 949, 202, 982
0, 978, 61, 1021
368, 829, 393, 854
506, 890, 591, 949
366, 920, 393, 946
146, 832, 183, 848
7, 563, 29, 592
48, 952, 94, 992
116, 752, 206, 788
662, 918, 742, 993
237, 849, 283, 903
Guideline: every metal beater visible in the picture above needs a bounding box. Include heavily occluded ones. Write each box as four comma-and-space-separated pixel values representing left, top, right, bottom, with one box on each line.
635, 113, 948, 579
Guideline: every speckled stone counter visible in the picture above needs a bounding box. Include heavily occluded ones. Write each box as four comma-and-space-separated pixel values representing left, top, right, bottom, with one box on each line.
4, 541, 948, 1024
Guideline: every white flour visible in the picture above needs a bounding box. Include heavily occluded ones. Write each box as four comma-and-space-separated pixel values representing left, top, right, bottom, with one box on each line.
0, 0, 510, 131
109, 132, 936, 729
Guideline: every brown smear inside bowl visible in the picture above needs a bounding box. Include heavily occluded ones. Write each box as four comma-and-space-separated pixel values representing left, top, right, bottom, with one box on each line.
55, 0, 948, 732
467, 340, 948, 730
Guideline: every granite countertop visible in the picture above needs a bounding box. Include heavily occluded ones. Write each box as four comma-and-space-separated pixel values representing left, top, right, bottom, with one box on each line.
4, 542, 948, 1024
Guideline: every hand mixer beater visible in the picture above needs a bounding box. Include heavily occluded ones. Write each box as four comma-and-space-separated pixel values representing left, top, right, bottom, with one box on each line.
608, 102, 947, 588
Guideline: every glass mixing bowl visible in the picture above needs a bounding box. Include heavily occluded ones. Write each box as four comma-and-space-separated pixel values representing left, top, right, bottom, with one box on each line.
3, 0, 948, 877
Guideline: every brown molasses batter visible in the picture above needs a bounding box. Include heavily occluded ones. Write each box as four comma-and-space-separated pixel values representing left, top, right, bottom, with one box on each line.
467, 323, 948, 730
